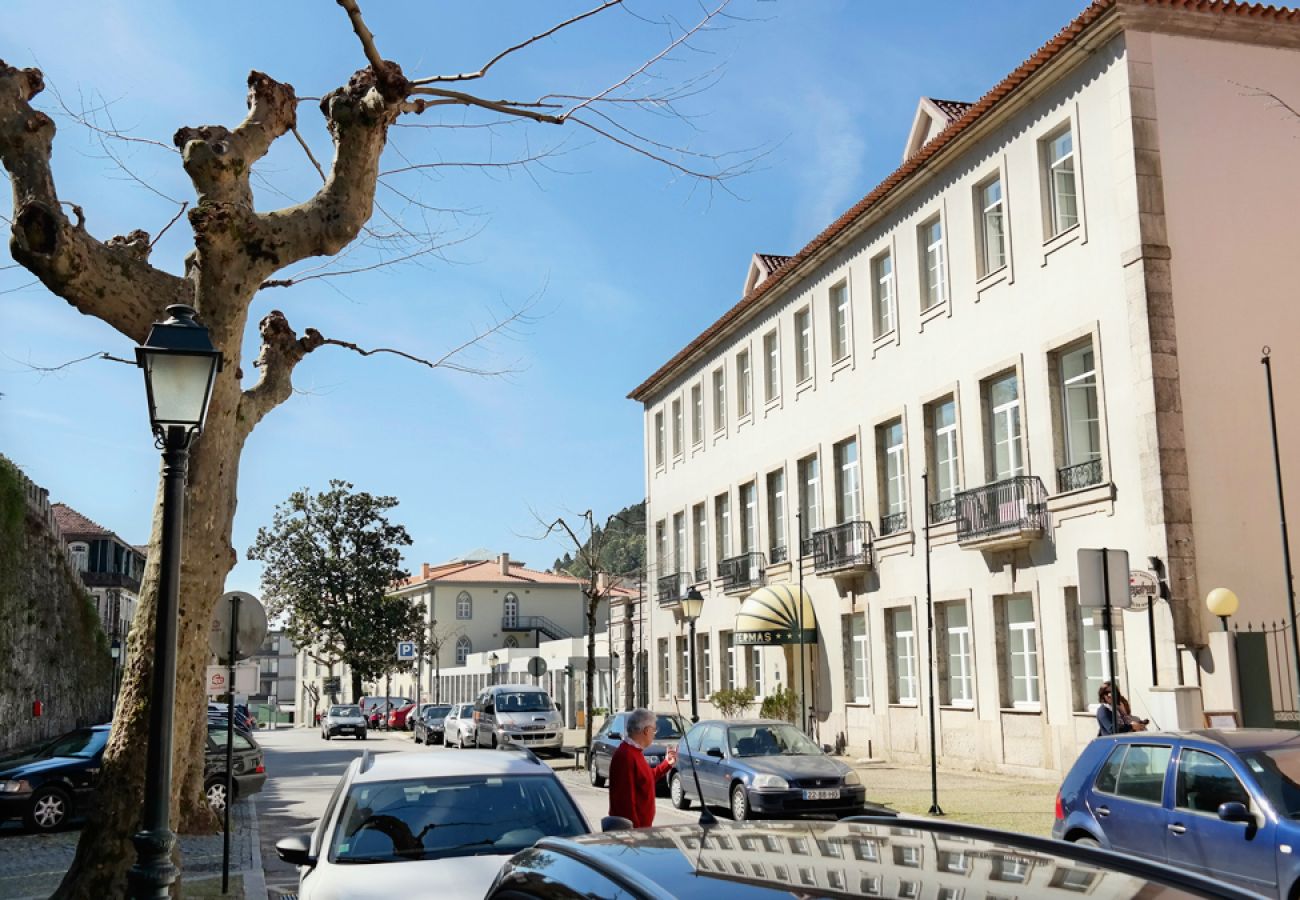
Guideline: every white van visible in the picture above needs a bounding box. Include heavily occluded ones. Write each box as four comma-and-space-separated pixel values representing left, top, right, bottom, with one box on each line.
474, 685, 563, 752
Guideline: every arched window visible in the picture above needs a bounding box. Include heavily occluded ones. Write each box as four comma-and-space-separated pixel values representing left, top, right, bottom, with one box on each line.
456, 591, 472, 619
504, 635, 519, 649
455, 635, 472, 666
503, 592, 519, 628
69, 542, 89, 572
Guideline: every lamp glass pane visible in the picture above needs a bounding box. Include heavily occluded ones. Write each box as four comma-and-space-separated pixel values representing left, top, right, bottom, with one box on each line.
144, 352, 217, 427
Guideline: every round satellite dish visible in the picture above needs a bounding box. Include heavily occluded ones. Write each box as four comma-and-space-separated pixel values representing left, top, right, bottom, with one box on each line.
209, 591, 269, 664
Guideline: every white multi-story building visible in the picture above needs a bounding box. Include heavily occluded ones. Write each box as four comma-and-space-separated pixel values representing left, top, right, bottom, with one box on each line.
632, 0, 1300, 777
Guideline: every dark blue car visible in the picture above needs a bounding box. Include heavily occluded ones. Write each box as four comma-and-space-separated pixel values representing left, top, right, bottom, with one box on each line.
1054, 728, 1300, 897
0, 724, 109, 831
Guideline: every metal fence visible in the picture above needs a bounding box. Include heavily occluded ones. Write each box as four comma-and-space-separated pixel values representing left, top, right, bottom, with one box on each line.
1235, 619, 1300, 728
954, 475, 1048, 543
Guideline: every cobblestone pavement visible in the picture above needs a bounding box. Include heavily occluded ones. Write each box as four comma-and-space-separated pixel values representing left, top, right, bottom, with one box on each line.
0, 795, 260, 900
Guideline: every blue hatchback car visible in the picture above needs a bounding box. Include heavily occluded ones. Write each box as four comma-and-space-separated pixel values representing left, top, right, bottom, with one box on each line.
1053, 728, 1300, 897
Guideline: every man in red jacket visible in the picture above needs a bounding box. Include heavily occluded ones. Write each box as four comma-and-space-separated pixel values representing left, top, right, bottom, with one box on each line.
608, 708, 678, 828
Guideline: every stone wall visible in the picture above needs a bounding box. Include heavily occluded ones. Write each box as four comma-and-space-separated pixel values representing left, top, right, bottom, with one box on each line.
0, 456, 113, 753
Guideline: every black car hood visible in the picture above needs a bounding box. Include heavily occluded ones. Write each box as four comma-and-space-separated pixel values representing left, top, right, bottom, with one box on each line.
0, 755, 94, 779
735, 753, 849, 779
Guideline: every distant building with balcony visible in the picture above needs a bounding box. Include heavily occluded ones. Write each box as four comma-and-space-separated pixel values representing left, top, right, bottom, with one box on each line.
632, 1, 1300, 777
52, 503, 146, 657
249, 629, 298, 722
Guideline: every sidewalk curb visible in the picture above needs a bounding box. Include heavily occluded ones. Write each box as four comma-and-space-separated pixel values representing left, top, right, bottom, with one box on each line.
243, 794, 267, 900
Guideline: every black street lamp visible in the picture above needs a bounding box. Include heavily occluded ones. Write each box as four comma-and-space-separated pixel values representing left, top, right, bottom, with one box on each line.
681, 588, 705, 723
128, 305, 222, 900
489, 652, 499, 686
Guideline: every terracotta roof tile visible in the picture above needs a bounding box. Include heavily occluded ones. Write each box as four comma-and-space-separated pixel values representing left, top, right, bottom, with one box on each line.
756, 253, 793, 273
628, 0, 1300, 402
928, 98, 974, 121
52, 503, 114, 539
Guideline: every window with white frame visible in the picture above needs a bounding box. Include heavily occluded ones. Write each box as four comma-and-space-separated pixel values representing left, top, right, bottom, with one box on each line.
1059, 340, 1101, 484
693, 503, 708, 578
715, 492, 732, 562
456, 590, 472, 619
846, 613, 870, 703
871, 251, 894, 339
671, 398, 683, 457
736, 349, 752, 419
919, 217, 946, 310
1066, 586, 1111, 711
794, 307, 813, 383
455, 635, 471, 665
763, 330, 780, 402
659, 638, 671, 695
654, 411, 665, 467
700, 634, 712, 694
937, 601, 973, 706
986, 371, 1024, 481
797, 454, 821, 541
739, 481, 757, 554
691, 384, 704, 445
712, 367, 726, 432
878, 419, 907, 534
722, 630, 736, 690
1045, 125, 1078, 237
766, 469, 786, 558
748, 645, 763, 696
656, 520, 668, 576
999, 593, 1040, 709
927, 397, 960, 520
834, 436, 861, 524
888, 606, 917, 704
673, 512, 686, 577
70, 543, 89, 572
677, 635, 689, 696
977, 175, 1006, 276
830, 281, 850, 362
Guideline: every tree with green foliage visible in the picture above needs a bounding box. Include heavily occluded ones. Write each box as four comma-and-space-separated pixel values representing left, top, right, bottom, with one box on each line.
556, 500, 644, 579
248, 480, 420, 702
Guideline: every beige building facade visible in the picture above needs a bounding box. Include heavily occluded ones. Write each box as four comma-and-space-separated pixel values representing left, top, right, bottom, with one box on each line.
632, 0, 1300, 778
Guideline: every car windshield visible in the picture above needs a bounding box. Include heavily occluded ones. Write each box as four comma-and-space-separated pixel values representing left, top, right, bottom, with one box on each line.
1242, 746, 1300, 817
425, 706, 451, 718
460, 705, 473, 716
655, 716, 684, 740
727, 724, 822, 757
329, 774, 585, 863
41, 729, 107, 759
331, 706, 361, 717
495, 692, 552, 713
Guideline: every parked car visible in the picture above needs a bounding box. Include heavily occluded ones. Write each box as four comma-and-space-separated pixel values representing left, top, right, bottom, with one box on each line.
442, 702, 476, 749
486, 816, 1256, 899
203, 721, 267, 812
388, 701, 418, 730
413, 704, 452, 744
274, 746, 590, 899
0, 724, 109, 831
670, 719, 867, 821
474, 685, 563, 752
588, 711, 688, 794
1054, 727, 1300, 897
359, 695, 411, 729
321, 704, 368, 741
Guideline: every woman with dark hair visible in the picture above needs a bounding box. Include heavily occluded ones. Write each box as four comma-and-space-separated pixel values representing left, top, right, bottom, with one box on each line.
1096, 683, 1149, 735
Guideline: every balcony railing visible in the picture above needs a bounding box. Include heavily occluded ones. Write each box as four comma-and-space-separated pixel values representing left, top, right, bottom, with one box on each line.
718, 551, 766, 593
769, 543, 788, 565
657, 572, 687, 604
811, 520, 874, 575
1057, 458, 1104, 493
880, 511, 909, 537
928, 497, 956, 524
693, 565, 709, 584
955, 475, 1049, 550
799, 535, 815, 558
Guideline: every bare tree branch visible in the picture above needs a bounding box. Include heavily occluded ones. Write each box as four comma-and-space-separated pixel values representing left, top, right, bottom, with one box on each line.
336, 0, 389, 79
1235, 81, 1300, 121
404, 87, 563, 124
2, 349, 134, 373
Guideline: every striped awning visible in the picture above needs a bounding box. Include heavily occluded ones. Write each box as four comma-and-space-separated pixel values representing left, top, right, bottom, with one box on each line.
734, 584, 817, 646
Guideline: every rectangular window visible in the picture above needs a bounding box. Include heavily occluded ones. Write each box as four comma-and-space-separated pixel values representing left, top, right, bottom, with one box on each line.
999, 593, 1040, 709
920, 217, 946, 310
736, 349, 752, 418
671, 398, 683, 458
830, 281, 850, 362
766, 469, 786, 558
699, 634, 711, 695
834, 437, 861, 524
888, 606, 917, 704
693, 503, 708, 579
739, 481, 757, 554
797, 454, 821, 541
878, 419, 907, 534
978, 175, 1006, 275
658, 638, 670, 696
871, 251, 894, 339
749, 646, 763, 696
677, 636, 689, 696
1067, 586, 1111, 711
986, 371, 1023, 481
722, 630, 736, 690
715, 493, 732, 562
655, 520, 668, 578
1058, 340, 1101, 488
794, 307, 813, 383
691, 384, 704, 445
1046, 126, 1078, 237
654, 411, 665, 467
937, 601, 973, 706
712, 367, 726, 432
763, 330, 780, 402
846, 613, 870, 703
925, 397, 960, 524
673, 512, 686, 576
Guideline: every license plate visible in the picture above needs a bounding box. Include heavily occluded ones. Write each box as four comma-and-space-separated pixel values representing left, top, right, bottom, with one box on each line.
803, 789, 840, 800
339, 727, 354, 732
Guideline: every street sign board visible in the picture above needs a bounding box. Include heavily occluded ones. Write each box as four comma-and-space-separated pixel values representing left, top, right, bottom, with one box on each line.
1078, 548, 1132, 609
209, 591, 269, 664
527, 656, 548, 678
397, 641, 416, 661
1130, 570, 1160, 604
206, 663, 257, 695
322, 675, 342, 694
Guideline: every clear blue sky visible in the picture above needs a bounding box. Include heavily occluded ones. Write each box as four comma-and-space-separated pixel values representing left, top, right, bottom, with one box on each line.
1, 0, 1084, 592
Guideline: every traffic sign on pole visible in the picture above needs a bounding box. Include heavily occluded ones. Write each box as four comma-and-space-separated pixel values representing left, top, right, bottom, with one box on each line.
397, 641, 416, 661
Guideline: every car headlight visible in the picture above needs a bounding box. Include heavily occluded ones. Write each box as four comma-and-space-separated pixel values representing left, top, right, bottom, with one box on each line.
751, 774, 789, 790
843, 770, 861, 786
0, 779, 30, 793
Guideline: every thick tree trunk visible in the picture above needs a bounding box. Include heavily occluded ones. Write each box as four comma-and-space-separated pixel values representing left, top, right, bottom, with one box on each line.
352, 670, 364, 704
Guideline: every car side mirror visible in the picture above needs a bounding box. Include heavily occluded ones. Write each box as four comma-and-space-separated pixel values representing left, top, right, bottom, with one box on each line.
601, 815, 634, 832
275, 835, 316, 867
608, 731, 622, 740
706, 747, 725, 759
1218, 801, 1252, 824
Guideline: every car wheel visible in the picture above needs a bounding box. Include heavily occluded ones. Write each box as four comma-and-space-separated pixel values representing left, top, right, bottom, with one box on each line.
26, 786, 70, 831
205, 778, 233, 813
670, 772, 691, 810
589, 758, 606, 788
730, 784, 751, 822
1071, 835, 1100, 848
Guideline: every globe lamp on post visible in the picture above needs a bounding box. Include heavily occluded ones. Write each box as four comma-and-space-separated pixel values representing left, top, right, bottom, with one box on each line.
680, 588, 705, 723
1206, 587, 1240, 632
128, 304, 221, 900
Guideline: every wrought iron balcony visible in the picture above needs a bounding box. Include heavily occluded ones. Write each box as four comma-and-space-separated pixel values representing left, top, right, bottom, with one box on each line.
928, 497, 956, 524
657, 572, 688, 605
718, 551, 766, 593
769, 543, 788, 565
1057, 458, 1104, 493
955, 475, 1049, 551
799, 535, 815, 558
693, 565, 709, 584
880, 511, 909, 537
810, 520, 874, 575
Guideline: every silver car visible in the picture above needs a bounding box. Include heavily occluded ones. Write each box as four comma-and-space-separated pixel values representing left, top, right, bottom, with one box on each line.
474, 686, 563, 751
443, 702, 476, 748
321, 704, 367, 741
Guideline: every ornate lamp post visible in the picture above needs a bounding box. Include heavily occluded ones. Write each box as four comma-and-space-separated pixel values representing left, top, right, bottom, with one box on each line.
1206, 587, 1240, 632
129, 305, 222, 900
681, 588, 705, 723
